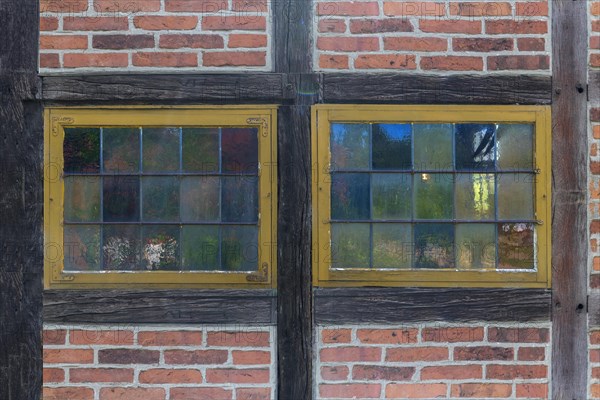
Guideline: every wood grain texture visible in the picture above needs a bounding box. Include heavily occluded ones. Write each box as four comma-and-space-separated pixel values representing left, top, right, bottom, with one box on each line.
322, 73, 551, 104
551, 1, 588, 398
315, 288, 551, 324
44, 290, 275, 324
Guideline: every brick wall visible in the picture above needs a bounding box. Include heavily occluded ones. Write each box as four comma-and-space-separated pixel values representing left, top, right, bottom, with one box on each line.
314, 0, 550, 72
315, 324, 550, 399
42, 325, 276, 400
39, 0, 270, 72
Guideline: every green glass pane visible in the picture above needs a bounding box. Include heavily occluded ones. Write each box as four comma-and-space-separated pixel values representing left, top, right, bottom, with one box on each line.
372, 124, 412, 170
372, 173, 411, 220
455, 224, 496, 270
498, 223, 534, 269
331, 173, 370, 220
330, 123, 370, 170
455, 174, 495, 220
496, 124, 534, 170
221, 226, 258, 271
372, 224, 411, 268
63, 225, 100, 271
64, 176, 100, 222
182, 128, 219, 172
103, 225, 141, 270
103, 176, 140, 222
181, 176, 220, 222
103, 128, 140, 173
222, 128, 258, 173
413, 124, 453, 170
222, 177, 258, 223
142, 225, 180, 271
331, 223, 370, 269
414, 224, 455, 269
142, 177, 179, 222
143, 127, 180, 172
497, 174, 534, 219
64, 128, 100, 173
181, 225, 220, 271
414, 173, 453, 219
454, 124, 496, 171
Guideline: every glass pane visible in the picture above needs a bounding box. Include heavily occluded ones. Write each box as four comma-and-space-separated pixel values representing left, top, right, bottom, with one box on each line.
64, 128, 100, 173
455, 224, 496, 270
142, 225, 180, 271
222, 177, 258, 222
498, 223, 534, 269
63, 225, 100, 271
497, 174, 534, 219
180, 176, 220, 222
372, 173, 411, 220
64, 177, 100, 222
330, 123, 370, 170
142, 127, 180, 172
222, 128, 258, 173
142, 177, 179, 222
103, 225, 141, 270
331, 173, 370, 220
331, 223, 370, 269
372, 224, 411, 268
103, 176, 140, 222
414, 173, 453, 219
413, 124, 453, 170
496, 124, 534, 170
221, 226, 258, 271
181, 225, 220, 271
103, 128, 140, 173
455, 124, 496, 170
372, 124, 411, 170
182, 128, 219, 172
455, 174, 495, 220
414, 224, 455, 269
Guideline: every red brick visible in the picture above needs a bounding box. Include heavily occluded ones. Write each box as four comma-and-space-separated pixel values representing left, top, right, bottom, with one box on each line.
165, 0, 228, 12
593, 109, 600, 122
202, 16, 266, 31
139, 368, 203, 384
454, 346, 514, 361
322, 328, 352, 343
99, 387, 165, 400
486, 364, 547, 379
93, 35, 155, 49
386, 383, 447, 399
160, 34, 224, 49
43, 329, 66, 345
207, 331, 270, 347
384, 37, 447, 52
594, 275, 600, 289
356, 54, 417, 70
594, 21, 600, 33
40, 17, 58, 31
70, 368, 134, 383
228, 34, 267, 48
592, 349, 600, 363
206, 368, 270, 384
170, 387, 233, 400
318, 2, 379, 16
320, 384, 381, 399
592, 220, 600, 233
43, 368, 64, 383
592, 163, 600, 175
593, 384, 600, 399
318, 19, 347, 33
94, 0, 161, 12
450, 2, 512, 16
70, 329, 134, 345
164, 349, 228, 364
593, 367, 600, 379
516, 1, 548, 16
134, 16, 198, 30
232, 350, 271, 365
517, 347, 546, 361
236, 387, 271, 400
133, 52, 197, 67
453, 38, 513, 52
43, 387, 94, 400
40, 35, 88, 50
591, 330, 600, 344
353, 365, 415, 381
349, 18, 413, 34
452, 383, 512, 398
41, 0, 88, 13
63, 17, 129, 31
591, 54, 600, 68
384, 2, 446, 16
489, 55, 550, 70
319, 54, 349, 69
593, 2, 600, 16
40, 53, 60, 68
320, 346, 382, 362
357, 329, 418, 344
594, 125, 600, 140
421, 365, 482, 380
591, 36, 600, 50
321, 365, 349, 381
422, 327, 484, 342
138, 331, 202, 346
44, 349, 94, 364
317, 37, 379, 52
232, 0, 268, 12
420, 19, 481, 34
488, 327, 549, 343
386, 347, 448, 362
516, 383, 548, 399
203, 51, 266, 67
98, 349, 160, 364
64, 53, 128, 68
486, 20, 547, 34
518, 38, 546, 51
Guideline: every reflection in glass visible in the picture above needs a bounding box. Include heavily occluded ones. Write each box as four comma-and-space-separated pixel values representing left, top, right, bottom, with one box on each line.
414, 224, 454, 269
496, 124, 534, 170
103, 128, 139, 173
103, 176, 140, 222
64, 177, 101, 222
63, 225, 100, 271
413, 124, 453, 170
497, 174, 534, 219
330, 124, 370, 170
455, 174, 495, 220
414, 173, 453, 219
222, 177, 258, 222
142, 225, 179, 271
182, 225, 220, 270
372, 173, 411, 220
222, 128, 258, 173
182, 128, 219, 172
142, 177, 179, 222
181, 176, 220, 222
222, 226, 258, 271
103, 225, 141, 270
454, 124, 496, 170
372, 124, 411, 170
498, 223, 534, 269
455, 224, 496, 269
64, 128, 100, 173
331, 223, 370, 269
372, 224, 411, 268
331, 173, 370, 220
143, 127, 180, 172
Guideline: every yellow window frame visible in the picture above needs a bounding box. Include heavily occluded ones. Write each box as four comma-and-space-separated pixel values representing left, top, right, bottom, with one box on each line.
44, 106, 277, 289
311, 104, 551, 288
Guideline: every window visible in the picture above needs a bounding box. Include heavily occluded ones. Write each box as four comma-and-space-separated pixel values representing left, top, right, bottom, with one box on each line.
312, 105, 551, 288
44, 106, 277, 289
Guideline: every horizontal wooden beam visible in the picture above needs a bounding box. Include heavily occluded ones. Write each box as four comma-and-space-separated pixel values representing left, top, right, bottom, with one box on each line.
315, 288, 551, 324
44, 290, 276, 325
590, 71, 600, 103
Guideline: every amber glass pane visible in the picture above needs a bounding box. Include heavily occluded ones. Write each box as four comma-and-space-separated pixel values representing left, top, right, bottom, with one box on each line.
103, 225, 141, 270
63, 225, 100, 271
221, 226, 258, 271
372, 173, 411, 220
331, 223, 370, 269
143, 127, 180, 172
180, 176, 220, 222
372, 124, 411, 170
330, 123, 370, 170
496, 124, 534, 170
497, 174, 534, 219
222, 128, 258, 173
64, 177, 100, 222
142, 177, 179, 222
64, 128, 100, 173
182, 128, 219, 172
103, 176, 140, 222
181, 225, 220, 271
455, 224, 496, 270
454, 124, 496, 171
142, 225, 180, 271
103, 128, 140, 173
414, 224, 455, 269
372, 224, 412, 268
413, 124, 453, 170
455, 174, 495, 220
498, 223, 534, 269
331, 173, 370, 220
414, 173, 453, 220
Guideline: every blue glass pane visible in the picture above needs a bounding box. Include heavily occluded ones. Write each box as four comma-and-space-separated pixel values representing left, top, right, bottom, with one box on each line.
222, 177, 258, 222
496, 124, 534, 170
142, 177, 179, 222
330, 124, 370, 170
143, 127, 180, 172
372, 124, 411, 170
180, 176, 220, 222
372, 173, 411, 220
455, 124, 496, 170
103, 128, 140, 173
331, 173, 370, 220
414, 224, 455, 269
103, 176, 140, 222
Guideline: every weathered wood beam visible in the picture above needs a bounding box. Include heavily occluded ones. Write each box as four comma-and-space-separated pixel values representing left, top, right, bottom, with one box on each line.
590, 71, 600, 103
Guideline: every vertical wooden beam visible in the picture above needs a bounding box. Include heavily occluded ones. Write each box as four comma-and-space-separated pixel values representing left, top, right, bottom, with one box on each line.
0, 0, 43, 399
551, 1, 588, 398
273, 0, 316, 398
